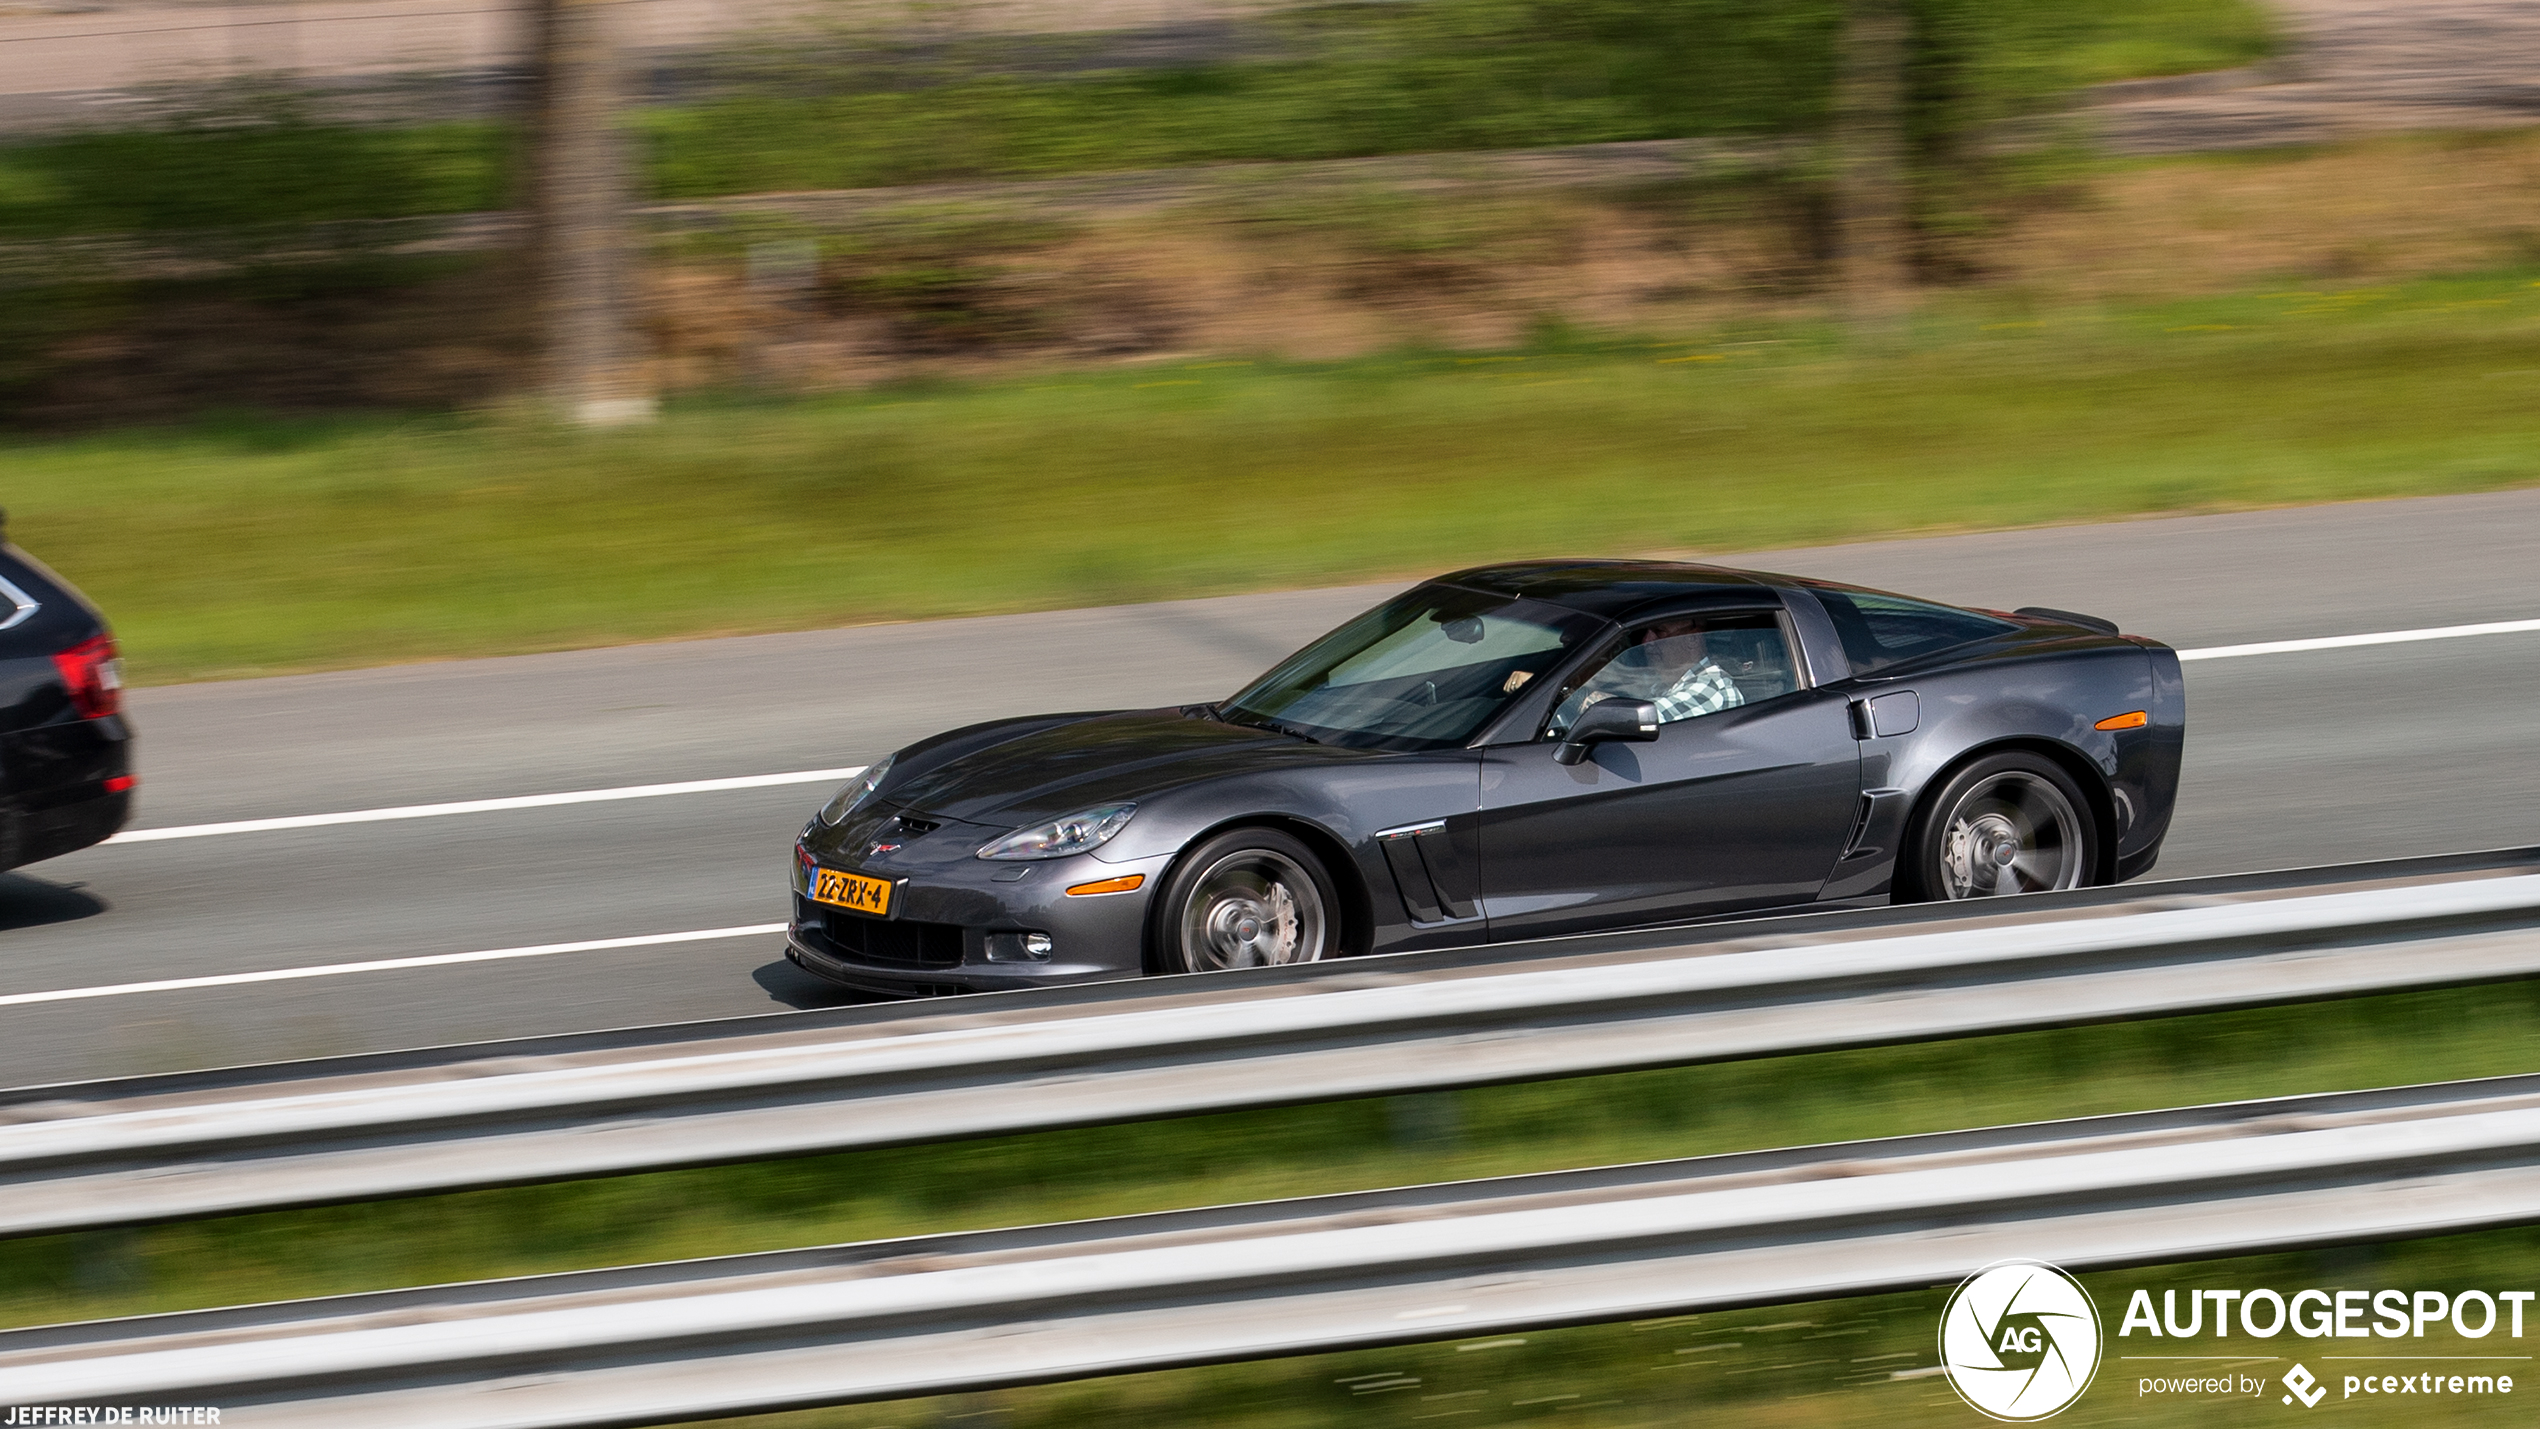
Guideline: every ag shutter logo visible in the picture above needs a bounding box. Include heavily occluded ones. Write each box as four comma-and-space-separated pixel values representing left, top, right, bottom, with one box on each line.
1939, 1259, 2104, 1421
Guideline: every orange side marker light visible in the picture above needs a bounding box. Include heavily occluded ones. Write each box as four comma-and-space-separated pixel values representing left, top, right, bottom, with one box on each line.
1066, 874, 1146, 897
2094, 710, 2150, 731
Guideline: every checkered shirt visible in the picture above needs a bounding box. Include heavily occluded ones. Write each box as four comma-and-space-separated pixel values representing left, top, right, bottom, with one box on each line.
1648, 663, 1745, 724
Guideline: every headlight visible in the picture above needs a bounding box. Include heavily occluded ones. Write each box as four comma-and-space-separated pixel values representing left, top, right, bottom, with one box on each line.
977, 802, 1137, 861
816, 755, 893, 826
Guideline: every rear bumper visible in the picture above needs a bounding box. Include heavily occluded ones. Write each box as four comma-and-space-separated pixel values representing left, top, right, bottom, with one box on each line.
1, 714, 131, 872
2117, 838, 2164, 885
3, 786, 129, 872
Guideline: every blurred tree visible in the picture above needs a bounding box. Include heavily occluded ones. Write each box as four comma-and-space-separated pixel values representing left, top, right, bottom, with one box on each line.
523, 0, 653, 425
1834, 0, 1911, 328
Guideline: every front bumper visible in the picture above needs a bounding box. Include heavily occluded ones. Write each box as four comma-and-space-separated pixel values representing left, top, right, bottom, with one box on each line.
787, 804, 1169, 996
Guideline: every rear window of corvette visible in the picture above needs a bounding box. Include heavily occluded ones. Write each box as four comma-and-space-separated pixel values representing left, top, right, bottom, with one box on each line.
1810, 586, 2018, 674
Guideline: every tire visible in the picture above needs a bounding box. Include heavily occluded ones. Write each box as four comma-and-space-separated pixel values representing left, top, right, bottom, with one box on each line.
1896, 752, 2099, 902
1153, 828, 1339, 974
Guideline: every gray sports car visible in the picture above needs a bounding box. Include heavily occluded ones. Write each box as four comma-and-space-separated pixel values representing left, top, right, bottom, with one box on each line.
786, 560, 2184, 995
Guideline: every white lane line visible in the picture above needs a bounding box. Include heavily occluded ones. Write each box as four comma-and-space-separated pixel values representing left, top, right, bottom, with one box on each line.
2179, 617, 2540, 662
92, 615, 2540, 847
106, 767, 867, 845
0, 924, 788, 1008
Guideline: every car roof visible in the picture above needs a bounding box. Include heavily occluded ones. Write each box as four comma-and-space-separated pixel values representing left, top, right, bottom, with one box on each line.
1434, 559, 1791, 623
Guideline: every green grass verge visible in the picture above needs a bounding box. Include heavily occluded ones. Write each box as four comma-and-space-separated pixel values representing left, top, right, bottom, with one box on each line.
0, 113, 509, 240
7, 269, 2538, 685
2033, 0, 2280, 87
0, 0, 2275, 237
4, 979, 2538, 1426
647, 0, 2275, 196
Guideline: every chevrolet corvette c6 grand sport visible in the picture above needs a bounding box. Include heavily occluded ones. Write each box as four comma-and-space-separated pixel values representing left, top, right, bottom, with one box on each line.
787, 561, 2184, 996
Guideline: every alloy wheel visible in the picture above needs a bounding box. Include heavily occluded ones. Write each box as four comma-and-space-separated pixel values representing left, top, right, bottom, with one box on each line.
1937, 771, 2087, 898
1177, 848, 1329, 970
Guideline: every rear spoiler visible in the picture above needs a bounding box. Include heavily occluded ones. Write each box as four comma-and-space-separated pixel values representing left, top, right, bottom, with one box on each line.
2014, 605, 2120, 637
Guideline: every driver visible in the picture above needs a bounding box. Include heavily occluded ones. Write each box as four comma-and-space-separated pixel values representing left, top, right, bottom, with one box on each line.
1568, 619, 1746, 726
1641, 622, 1745, 722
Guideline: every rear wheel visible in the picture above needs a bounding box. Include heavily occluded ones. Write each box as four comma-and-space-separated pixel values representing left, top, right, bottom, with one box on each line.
1155, 828, 1337, 974
1898, 753, 2097, 902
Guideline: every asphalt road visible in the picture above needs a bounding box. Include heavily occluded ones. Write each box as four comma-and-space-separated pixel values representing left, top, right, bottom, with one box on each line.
2, 489, 2537, 1088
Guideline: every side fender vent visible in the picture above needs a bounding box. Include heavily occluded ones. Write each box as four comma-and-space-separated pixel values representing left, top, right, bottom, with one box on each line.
1375, 820, 1479, 925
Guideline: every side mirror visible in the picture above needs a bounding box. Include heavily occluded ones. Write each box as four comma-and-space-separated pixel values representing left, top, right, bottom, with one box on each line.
1553, 699, 1660, 765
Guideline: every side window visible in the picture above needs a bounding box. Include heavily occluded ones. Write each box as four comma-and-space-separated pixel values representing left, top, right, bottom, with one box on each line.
1811, 587, 2016, 674
1545, 612, 1801, 735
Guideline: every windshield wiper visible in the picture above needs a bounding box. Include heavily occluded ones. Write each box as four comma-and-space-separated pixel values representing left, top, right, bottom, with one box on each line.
1217, 706, 1320, 743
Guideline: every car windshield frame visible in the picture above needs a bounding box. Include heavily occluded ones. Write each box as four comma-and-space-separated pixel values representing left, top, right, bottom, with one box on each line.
1218, 586, 1607, 752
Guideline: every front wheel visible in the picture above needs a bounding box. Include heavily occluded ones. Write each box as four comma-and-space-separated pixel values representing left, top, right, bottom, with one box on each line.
1154, 828, 1338, 974
1897, 753, 2098, 902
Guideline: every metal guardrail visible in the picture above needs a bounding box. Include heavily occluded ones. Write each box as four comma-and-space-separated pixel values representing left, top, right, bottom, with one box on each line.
5, 848, 2540, 1238
9, 1072, 2540, 1425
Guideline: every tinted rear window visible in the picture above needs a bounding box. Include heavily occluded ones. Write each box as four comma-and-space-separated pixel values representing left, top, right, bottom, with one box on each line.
1812, 587, 2016, 674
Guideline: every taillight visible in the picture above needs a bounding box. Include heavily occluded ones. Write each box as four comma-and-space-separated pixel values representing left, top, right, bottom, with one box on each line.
52, 635, 122, 720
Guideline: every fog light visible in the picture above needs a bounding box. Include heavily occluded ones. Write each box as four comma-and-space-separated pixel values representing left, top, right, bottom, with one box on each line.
985, 931, 1055, 963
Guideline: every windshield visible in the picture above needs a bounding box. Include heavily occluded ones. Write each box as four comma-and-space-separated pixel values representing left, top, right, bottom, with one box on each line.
1219, 586, 1604, 751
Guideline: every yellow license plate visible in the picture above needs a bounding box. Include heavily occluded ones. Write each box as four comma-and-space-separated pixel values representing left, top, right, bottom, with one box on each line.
809, 867, 894, 917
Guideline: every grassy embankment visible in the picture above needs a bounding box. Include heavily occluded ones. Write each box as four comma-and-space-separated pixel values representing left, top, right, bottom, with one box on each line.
0, 0, 2277, 412
5, 981, 2540, 1429
5, 267, 2537, 683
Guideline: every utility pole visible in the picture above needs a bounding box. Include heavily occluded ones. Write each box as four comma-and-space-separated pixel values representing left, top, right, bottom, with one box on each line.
524, 0, 653, 425
1833, 0, 1912, 332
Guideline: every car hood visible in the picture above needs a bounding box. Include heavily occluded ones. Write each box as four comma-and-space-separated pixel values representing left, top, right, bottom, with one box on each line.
887, 708, 1342, 826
